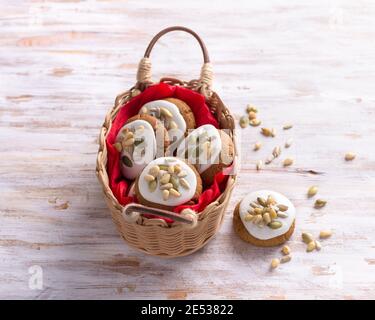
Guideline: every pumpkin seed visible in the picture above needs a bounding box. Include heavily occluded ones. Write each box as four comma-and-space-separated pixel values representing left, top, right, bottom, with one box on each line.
160, 183, 173, 190
253, 214, 263, 225
271, 258, 280, 269
283, 124, 293, 130
306, 241, 316, 252
162, 190, 170, 201
148, 180, 157, 192
123, 138, 135, 146
269, 221, 282, 229
248, 111, 257, 120
144, 174, 155, 182
254, 141, 262, 151
168, 165, 175, 174
160, 173, 171, 184
123, 131, 134, 141
113, 142, 122, 152
174, 164, 181, 174
307, 186, 318, 198
319, 230, 332, 239
277, 212, 288, 218
283, 158, 294, 167
179, 178, 190, 190
170, 176, 179, 190
250, 202, 261, 209
254, 207, 263, 215
247, 208, 255, 215
149, 165, 160, 177
244, 214, 254, 222
177, 171, 187, 178
272, 146, 281, 158
281, 255, 292, 263
269, 208, 278, 219
277, 204, 288, 212
257, 197, 267, 207
169, 188, 181, 197
121, 155, 133, 167
246, 105, 258, 113
314, 199, 327, 209
136, 125, 144, 132
160, 107, 173, 118
345, 152, 356, 161
261, 127, 273, 137
263, 212, 271, 224
256, 160, 263, 171
285, 138, 293, 148
267, 195, 276, 206
250, 119, 261, 127
281, 245, 291, 255
158, 164, 169, 171
239, 116, 249, 128
302, 232, 314, 244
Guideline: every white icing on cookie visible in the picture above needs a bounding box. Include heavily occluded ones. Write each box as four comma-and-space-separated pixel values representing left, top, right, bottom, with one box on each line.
139, 100, 187, 142
138, 157, 197, 207
239, 190, 296, 240
116, 120, 157, 180
176, 124, 222, 173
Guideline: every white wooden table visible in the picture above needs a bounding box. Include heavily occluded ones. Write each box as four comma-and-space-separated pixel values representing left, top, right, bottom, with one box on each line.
1, 0, 375, 299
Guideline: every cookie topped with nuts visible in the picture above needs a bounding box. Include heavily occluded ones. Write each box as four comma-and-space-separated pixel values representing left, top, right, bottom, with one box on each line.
233, 190, 296, 247
139, 98, 196, 145
177, 124, 234, 186
135, 157, 202, 210
115, 114, 169, 180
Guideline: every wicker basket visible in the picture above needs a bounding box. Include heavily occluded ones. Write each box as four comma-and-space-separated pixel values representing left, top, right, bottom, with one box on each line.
96, 26, 237, 257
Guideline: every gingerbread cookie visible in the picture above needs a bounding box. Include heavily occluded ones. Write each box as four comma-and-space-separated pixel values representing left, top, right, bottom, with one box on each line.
233, 190, 296, 247
177, 124, 234, 185
114, 114, 168, 180
139, 99, 196, 145
135, 157, 202, 211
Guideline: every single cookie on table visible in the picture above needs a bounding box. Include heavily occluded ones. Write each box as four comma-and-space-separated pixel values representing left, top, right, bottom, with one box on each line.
139, 98, 196, 144
135, 157, 202, 211
114, 114, 169, 180
177, 124, 234, 186
233, 190, 296, 247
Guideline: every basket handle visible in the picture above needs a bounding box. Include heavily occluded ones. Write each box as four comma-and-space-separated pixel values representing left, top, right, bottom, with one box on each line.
144, 26, 210, 63
122, 203, 198, 228
136, 26, 213, 97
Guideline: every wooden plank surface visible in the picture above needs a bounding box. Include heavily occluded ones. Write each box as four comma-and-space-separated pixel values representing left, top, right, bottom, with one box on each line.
1, 0, 375, 299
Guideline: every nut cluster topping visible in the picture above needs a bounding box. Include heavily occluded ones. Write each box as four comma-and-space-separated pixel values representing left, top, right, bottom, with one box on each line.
140, 106, 178, 131
114, 125, 146, 167
244, 195, 288, 230
144, 163, 191, 201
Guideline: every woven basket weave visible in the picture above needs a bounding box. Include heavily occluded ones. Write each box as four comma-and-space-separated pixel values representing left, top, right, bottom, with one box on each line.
96, 26, 237, 257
